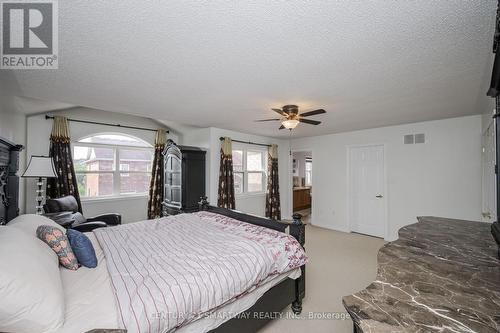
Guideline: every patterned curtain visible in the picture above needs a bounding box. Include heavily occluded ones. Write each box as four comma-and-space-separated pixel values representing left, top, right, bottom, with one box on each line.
147, 129, 166, 219
46, 116, 82, 212
265, 144, 281, 220
217, 137, 235, 209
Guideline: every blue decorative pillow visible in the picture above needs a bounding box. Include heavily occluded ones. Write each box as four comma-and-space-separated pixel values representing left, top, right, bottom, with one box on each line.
66, 229, 97, 268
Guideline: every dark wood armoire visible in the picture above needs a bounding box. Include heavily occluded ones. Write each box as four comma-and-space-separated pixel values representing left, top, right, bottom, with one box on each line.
161, 140, 206, 216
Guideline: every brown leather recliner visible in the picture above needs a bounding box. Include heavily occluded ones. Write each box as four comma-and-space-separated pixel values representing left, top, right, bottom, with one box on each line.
43, 195, 121, 232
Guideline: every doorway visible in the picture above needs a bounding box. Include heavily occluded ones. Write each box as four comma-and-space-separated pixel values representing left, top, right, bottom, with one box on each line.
348, 144, 387, 238
292, 151, 312, 224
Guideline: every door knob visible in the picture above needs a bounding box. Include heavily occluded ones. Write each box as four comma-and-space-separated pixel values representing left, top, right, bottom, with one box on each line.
375, 194, 383, 198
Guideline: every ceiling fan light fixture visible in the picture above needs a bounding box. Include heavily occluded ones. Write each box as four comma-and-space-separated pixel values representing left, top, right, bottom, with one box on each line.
282, 119, 299, 129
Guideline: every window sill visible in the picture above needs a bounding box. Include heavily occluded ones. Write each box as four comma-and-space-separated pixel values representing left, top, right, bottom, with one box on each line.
236, 192, 267, 199
81, 194, 148, 203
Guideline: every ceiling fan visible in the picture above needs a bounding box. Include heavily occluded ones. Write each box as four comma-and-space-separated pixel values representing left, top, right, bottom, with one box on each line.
255, 105, 326, 130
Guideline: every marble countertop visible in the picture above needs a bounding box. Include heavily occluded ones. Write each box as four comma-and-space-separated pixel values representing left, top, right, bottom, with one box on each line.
293, 186, 311, 191
343, 216, 500, 333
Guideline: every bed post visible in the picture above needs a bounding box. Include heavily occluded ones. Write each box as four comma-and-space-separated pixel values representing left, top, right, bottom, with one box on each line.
289, 213, 305, 315
198, 196, 209, 211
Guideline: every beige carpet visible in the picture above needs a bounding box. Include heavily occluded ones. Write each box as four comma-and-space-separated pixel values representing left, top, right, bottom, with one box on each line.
259, 225, 385, 333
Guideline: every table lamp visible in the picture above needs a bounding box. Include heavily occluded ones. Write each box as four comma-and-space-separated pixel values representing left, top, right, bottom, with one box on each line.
22, 156, 58, 214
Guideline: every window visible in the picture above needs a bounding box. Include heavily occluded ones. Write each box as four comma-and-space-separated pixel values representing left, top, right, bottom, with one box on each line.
73, 134, 154, 199
232, 147, 267, 195
120, 163, 130, 177
305, 158, 312, 186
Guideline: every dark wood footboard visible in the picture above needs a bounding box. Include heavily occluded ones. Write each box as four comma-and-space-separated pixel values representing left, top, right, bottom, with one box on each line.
199, 198, 305, 246
199, 198, 306, 333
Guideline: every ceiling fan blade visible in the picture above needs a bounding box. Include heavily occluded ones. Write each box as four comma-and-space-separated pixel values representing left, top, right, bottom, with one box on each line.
299, 109, 326, 117
299, 118, 321, 125
279, 125, 285, 130
254, 118, 280, 122
272, 108, 286, 116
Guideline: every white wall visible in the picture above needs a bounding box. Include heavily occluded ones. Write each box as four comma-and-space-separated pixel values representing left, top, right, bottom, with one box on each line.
81, 196, 149, 224
25, 107, 173, 223
0, 96, 27, 213
0, 100, 26, 145
291, 115, 483, 240
182, 127, 291, 218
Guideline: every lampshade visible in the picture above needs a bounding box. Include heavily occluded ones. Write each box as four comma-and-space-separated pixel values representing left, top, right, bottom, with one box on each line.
282, 119, 299, 129
22, 156, 58, 178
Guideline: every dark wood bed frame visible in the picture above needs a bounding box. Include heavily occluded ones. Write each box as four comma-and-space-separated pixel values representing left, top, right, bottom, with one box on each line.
0, 137, 23, 225
0, 136, 305, 333
199, 198, 306, 333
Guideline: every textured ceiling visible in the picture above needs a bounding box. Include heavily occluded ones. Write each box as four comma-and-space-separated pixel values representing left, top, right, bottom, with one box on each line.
0, 1, 496, 137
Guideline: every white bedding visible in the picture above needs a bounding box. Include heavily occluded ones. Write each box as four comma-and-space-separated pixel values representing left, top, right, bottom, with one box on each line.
92, 211, 307, 333
57, 232, 122, 333
176, 268, 301, 333
57, 232, 301, 333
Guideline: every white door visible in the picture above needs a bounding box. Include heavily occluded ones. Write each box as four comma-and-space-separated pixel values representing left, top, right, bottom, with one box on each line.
349, 145, 386, 238
482, 121, 496, 222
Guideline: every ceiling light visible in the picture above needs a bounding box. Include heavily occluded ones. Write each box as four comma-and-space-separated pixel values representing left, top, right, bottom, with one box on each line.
282, 119, 299, 129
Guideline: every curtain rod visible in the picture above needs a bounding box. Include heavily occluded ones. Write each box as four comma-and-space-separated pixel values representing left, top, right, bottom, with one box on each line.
45, 115, 169, 133
219, 137, 271, 147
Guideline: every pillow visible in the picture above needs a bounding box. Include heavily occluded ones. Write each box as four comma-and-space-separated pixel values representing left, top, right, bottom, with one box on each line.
0, 226, 65, 333
37, 225, 79, 270
72, 212, 87, 224
66, 229, 98, 268
7, 214, 60, 265
8, 213, 65, 236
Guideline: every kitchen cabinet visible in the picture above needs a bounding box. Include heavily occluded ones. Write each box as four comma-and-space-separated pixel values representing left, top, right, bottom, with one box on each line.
293, 187, 311, 211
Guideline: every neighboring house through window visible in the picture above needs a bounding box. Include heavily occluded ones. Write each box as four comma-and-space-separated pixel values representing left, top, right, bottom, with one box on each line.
232, 146, 267, 195
120, 163, 130, 177
73, 133, 154, 199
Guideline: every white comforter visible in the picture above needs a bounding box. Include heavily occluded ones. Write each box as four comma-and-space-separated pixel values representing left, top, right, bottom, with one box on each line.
93, 211, 307, 333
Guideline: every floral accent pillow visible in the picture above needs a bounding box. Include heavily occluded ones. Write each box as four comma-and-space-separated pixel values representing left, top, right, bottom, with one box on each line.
36, 225, 79, 270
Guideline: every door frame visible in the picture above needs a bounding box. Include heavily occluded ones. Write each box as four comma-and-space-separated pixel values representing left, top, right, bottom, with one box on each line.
482, 118, 497, 222
288, 148, 314, 220
346, 143, 388, 240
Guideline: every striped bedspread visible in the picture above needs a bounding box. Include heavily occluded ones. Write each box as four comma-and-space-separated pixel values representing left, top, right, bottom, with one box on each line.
93, 211, 307, 333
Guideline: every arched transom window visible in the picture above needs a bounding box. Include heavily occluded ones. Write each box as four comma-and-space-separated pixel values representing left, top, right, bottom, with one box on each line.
73, 133, 153, 199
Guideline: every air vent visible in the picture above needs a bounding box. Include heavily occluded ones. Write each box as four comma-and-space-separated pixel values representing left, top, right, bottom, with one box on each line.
404, 134, 414, 144
414, 133, 425, 144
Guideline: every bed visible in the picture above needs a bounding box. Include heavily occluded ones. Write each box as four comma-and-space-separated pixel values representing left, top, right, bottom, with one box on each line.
0, 137, 307, 333
59, 211, 305, 333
